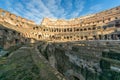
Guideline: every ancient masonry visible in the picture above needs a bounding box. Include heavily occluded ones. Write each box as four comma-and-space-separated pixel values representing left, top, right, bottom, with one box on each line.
0, 6, 120, 43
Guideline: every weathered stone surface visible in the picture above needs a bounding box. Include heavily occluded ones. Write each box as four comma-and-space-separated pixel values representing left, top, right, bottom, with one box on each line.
38, 41, 120, 80
0, 44, 67, 80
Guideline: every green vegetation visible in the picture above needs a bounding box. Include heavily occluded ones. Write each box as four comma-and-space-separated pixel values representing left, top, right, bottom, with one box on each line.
0, 45, 63, 80
3, 44, 22, 57
0, 48, 41, 80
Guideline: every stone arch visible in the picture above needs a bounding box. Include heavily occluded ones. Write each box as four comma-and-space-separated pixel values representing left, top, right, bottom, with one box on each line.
99, 35, 102, 40
93, 35, 97, 40
12, 31, 16, 35
88, 27, 91, 30
118, 34, 120, 39
67, 36, 69, 39
38, 35, 42, 38
67, 28, 69, 32
76, 28, 79, 31
80, 29, 83, 31
104, 35, 108, 40
4, 29, 8, 33
52, 35, 55, 39
33, 27, 35, 30
92, 27, 96, 30
15, 39, 19, 44
18, 33, 20, 36
81, 36, 83, 39
84, 28, 87, 31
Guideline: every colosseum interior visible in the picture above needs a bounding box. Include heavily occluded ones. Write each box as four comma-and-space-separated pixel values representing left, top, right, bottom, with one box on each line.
0, 5, 120, 80
37, 6, 120, 42
0, 6, 120, 43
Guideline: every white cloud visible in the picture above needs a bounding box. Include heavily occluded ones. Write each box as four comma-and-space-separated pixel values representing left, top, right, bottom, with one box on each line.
4, 0, 85, 24
69, 0, 85, 18
90, 4, 103, 11
81, 4, 103, 16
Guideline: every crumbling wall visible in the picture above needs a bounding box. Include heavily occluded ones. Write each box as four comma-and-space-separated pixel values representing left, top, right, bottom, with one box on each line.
38, 41, 120, 80
0, 8, 35, 27
0, 24, 32, 49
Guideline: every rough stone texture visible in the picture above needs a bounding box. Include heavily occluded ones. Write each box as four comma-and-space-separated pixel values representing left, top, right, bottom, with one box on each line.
0, 5, 120, 80
0, 44, 67, 80
0, 6, 120, 42
38, 41, 120, 80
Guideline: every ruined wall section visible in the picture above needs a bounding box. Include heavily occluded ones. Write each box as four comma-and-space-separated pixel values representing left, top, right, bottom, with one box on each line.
0, 24, 31, 49
0, 9, 35, 27
39, 6, 120, 42
0, 6, 120, 42
0, 9, 39, 42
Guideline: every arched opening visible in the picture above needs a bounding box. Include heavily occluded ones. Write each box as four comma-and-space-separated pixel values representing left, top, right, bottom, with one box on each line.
117, 34, 120, 39
81, 36, 83, 39
18, 33, 20, 36
93, 35, 97, 40
70, 36, 72, 39
104, 35, 107, 40
93, 27, 96, 30
38, 35, 42, 38
64, 29, 66, 32
108, 18, 111, 21
85, 36, 88, 40
56, 28, 58, 32
99, 35, 102, 40
4, 29, 8, 33
88, 28, 91, 30
52, 36, 55, 39
66, 36, 69, 39
15, 39, 19, 44
84, 28, 87, 31
59, 29, 61, 32
67, 28, 69, 32
12, 31, 16, 35
76, 28, 79, 31
33, 27, 35, 30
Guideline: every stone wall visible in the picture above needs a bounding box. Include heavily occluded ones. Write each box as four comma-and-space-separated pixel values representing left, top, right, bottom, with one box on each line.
0, 8, 35, 27
38, 41, 120, 80
0, 24, 32, 49
0, 8, 39, 43
37, 6, 120, 42
0, 6, 120, 42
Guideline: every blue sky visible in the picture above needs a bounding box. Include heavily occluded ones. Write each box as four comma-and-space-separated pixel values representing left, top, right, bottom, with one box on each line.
0, 0, 120, 24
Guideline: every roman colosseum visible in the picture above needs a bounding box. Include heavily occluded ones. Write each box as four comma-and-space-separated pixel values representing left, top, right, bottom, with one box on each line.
34, 6, 120, 42
0, 6, 120, 42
